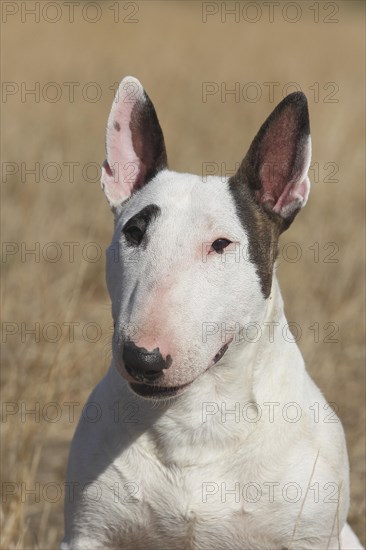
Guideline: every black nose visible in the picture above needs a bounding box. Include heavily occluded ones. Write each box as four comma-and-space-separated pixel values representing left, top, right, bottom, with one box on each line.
122, 341, 172, 383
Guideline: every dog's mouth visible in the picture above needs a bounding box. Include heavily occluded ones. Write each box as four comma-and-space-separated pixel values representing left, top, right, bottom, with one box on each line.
129, 380, 192, 399
128, 340, 232, 400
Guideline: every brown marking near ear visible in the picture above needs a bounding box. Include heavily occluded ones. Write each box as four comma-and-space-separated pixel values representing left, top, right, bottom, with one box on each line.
228, 176, 280, 298
237, 92, 310, 231
114, 121, 121, 132
228, 93, 310, 296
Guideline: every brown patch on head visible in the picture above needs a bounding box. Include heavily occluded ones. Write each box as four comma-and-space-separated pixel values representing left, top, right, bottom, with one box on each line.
113, 120, 121, 132
228, 175, 280, 298
228, 92, 311, 296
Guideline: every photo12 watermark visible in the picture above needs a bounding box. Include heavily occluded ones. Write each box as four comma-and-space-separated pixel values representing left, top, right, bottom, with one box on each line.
201, 81, 339, 104
1, 1, 140, 25
201, 480, 342, 504
201, 2, 340, 24
201, 160, 340, 184
1, 400, 141, 425
1, 80, 143, 104
201, 400, 340, 425
1, 480, 140, 504
201, 320, 340, 345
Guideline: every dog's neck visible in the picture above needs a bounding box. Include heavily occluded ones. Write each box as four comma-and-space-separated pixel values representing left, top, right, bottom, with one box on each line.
108, 274, 306, 466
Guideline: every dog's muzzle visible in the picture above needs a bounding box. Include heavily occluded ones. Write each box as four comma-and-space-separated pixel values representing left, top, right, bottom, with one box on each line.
122, 340, 232, 400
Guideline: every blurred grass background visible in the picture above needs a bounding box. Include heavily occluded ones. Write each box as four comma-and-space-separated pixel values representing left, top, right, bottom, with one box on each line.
1, 1, 365, 548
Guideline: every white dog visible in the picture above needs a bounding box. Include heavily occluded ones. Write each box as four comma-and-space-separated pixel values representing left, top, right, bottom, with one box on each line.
62, 77, 363, 549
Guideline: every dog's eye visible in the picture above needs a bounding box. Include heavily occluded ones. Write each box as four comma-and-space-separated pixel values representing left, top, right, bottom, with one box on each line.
211, 239, 232, 254
122, 205, 160, 248
123, 225, 144, 245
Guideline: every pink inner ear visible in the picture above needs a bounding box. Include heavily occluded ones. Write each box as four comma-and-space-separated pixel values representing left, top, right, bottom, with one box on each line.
272, 174, 310, 218
106, 97, 145, 194
258, 110, 311, 218
101, 78, 148, 207
102, 159, 145, 206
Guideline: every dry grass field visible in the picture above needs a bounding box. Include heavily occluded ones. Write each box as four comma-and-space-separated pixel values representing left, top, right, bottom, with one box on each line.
1, 1, 365, 548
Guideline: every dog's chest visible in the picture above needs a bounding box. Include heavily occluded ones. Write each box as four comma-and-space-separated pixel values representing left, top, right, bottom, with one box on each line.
109, 445, 269, 549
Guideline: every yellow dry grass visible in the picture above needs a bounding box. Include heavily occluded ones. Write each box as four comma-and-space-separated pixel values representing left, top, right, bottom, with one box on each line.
1, 1, 365, 548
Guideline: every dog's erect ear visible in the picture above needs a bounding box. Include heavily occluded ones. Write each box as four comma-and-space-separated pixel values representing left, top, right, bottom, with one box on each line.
231, 92, 311, 231
101, 76, 168, 210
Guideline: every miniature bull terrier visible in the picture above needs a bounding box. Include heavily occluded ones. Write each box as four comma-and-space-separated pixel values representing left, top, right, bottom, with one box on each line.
62, 77, 363, 550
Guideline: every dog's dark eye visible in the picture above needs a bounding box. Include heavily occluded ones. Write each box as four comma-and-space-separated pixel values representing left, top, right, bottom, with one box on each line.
211, 239, 232, 254
123, 225, 144, 245
122, 205, 160, 248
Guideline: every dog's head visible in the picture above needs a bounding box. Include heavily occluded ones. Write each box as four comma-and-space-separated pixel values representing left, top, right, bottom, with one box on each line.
101, 77, 311, 400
